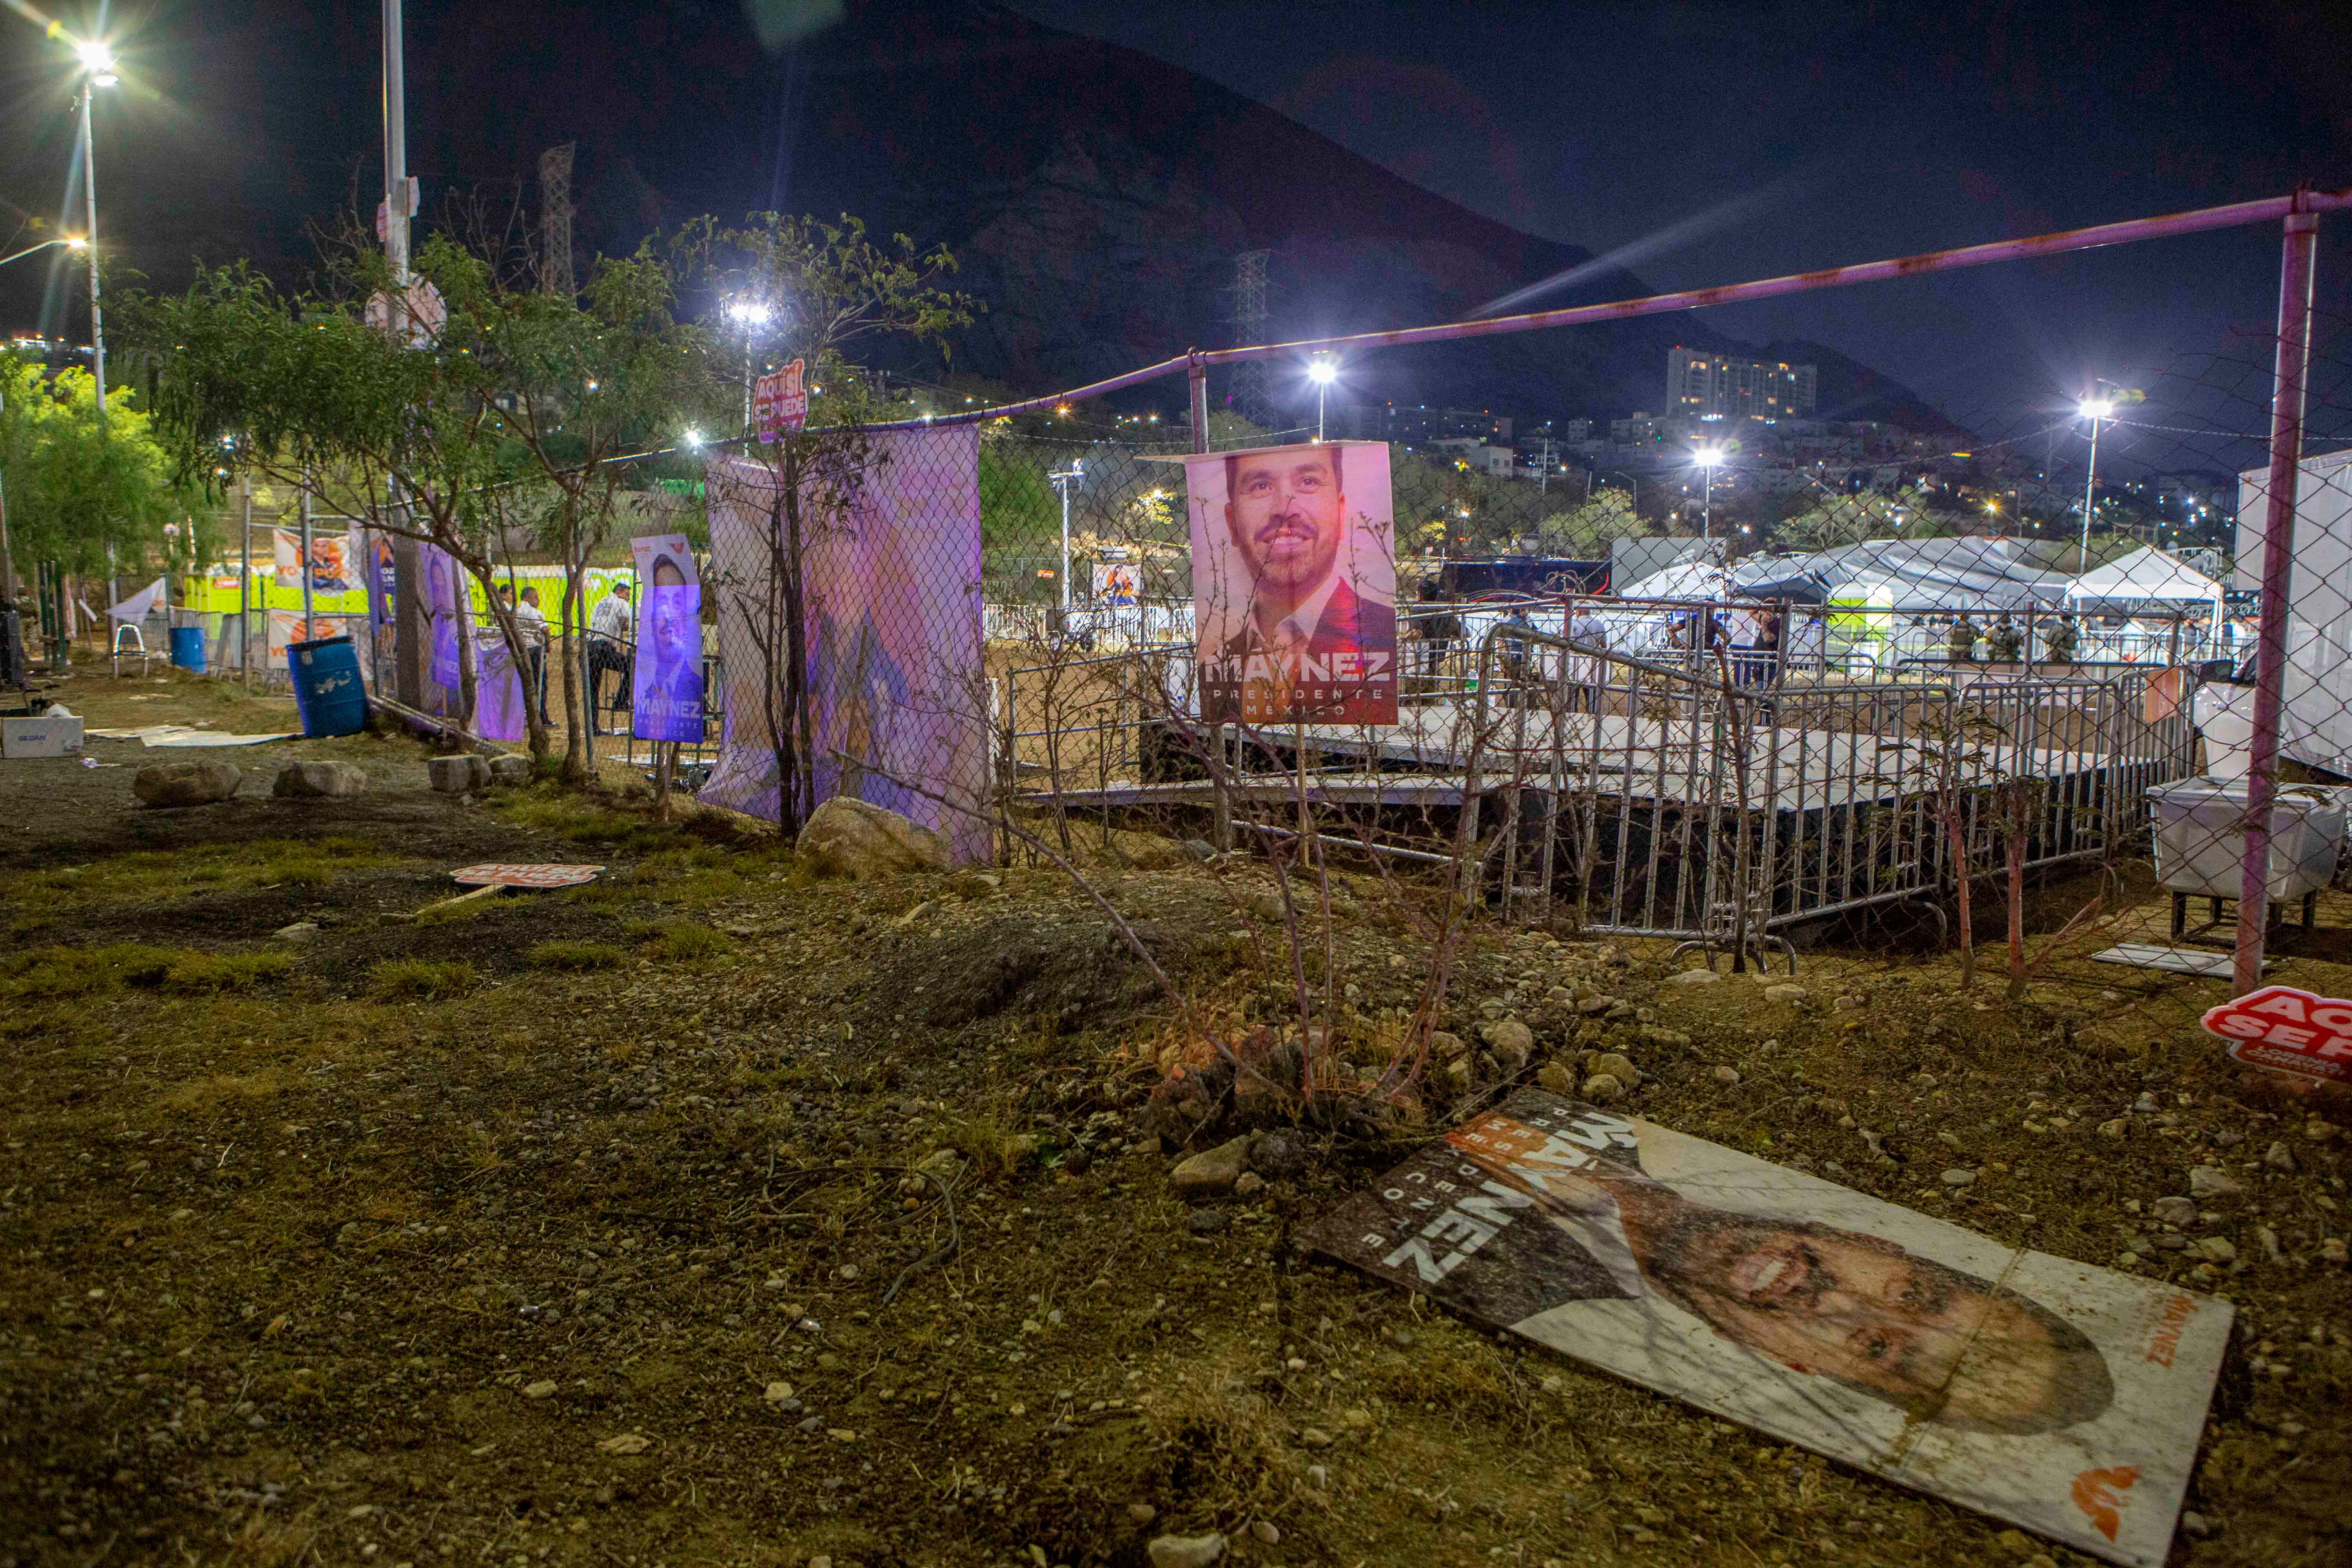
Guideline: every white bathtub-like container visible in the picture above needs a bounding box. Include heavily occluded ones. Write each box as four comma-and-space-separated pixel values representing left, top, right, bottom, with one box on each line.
2148, 776, 2345, 902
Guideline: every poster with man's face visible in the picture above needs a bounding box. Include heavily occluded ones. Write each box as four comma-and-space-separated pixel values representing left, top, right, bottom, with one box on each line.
1187, 440, 1396, 726
1309, 1090, 2230, 1567
630, 533, 703, 745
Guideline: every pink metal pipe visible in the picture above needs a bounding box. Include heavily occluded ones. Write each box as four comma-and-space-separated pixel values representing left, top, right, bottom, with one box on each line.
2234, 200, 2323, 996
1205, 188, 2352, 368
862, 186, 2351, 433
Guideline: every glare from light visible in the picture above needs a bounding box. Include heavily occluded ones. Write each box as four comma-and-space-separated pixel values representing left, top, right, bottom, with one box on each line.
1694, 446, 1724, 468
2078, 398, 2114, 419
724, 299, 773, 327
1306, 356, 1338, 385
683, 429, 703, 448
76, 39, 116, 77
65, 235, 87, 250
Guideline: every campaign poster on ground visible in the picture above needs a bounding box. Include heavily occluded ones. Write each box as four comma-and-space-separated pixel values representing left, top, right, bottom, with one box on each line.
1185, 440, 1397, 726
699, 429, 988, 862
630, 533, 704, 744
1307, 1089, 2230, 1567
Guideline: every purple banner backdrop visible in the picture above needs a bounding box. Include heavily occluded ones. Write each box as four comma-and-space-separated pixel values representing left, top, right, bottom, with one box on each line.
472, 634, 529, 742
630, 532, 704, 744
699, 428, 987, 862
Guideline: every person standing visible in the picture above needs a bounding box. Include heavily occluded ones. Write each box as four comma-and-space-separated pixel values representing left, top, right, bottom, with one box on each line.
1948, 612, 1980, 664
1985, 612, 2022, 664
589, 581, 634, 733
2044, 613, 2079, 666
514, 585, 550, 725
1568, 599, 1609, 713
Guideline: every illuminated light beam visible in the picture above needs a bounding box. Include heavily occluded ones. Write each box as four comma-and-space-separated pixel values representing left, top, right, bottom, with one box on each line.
1472, 173, 1817, 318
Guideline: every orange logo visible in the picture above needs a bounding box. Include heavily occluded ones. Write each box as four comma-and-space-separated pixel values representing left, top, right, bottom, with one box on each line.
2070, 1465, 2139, 1541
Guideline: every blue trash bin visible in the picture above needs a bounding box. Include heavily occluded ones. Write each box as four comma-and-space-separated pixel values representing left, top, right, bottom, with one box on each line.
169, 625, 207, 673
290, 635, 366, 737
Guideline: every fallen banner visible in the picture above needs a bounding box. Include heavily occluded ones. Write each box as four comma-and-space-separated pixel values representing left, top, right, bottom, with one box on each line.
1305, 1089, 2231, 1566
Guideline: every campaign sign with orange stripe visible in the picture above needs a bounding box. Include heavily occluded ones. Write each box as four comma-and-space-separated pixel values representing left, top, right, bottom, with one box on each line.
2199, 984, 2352, 1085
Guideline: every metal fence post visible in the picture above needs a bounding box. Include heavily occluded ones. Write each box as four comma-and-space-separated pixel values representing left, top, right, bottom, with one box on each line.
239, 478, 253, 687
1190, 348, 1232, 851
2233, 196, 2321, 996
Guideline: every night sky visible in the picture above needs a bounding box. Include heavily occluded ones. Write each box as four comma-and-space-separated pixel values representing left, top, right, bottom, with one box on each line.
3, 1, 2345, 448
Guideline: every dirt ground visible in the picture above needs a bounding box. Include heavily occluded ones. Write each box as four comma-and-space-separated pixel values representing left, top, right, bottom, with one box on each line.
2, 669, 2348, 1568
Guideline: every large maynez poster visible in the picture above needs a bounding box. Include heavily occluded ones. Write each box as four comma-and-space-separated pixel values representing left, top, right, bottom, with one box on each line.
698, 428, 988, 862
1187, 440, 1397, 726
630, 533, 704, 744
1308, 1090, 2231, 1567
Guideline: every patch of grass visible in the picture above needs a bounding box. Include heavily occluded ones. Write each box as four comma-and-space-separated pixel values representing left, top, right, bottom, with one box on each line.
368, 958, 477, 1001
0, 943, 185, 1000
526, 940, 627, 972
628, 920, 736, 961
499, 795, 648, 843
159, 951, 294, 993
0, 836, 405, 910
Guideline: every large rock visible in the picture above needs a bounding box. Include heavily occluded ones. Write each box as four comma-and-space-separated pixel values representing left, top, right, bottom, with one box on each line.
795, 796, 952, 880
427, 754, 490, 793
133, 761, 241, 808
486, 754, 532, 786
1480, 1019, 1535, 1069
1146, 1535, 1226, 1568
2189, 1165, 2247, 1204
272, 760, 367, 798
1170, 1134, 1252, 1198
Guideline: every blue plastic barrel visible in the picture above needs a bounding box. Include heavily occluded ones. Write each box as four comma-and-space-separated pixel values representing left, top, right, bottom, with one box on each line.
290, 635, 367, 737
169, 625, 206, 673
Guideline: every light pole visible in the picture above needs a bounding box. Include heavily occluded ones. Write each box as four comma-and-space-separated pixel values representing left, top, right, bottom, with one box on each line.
2076, 393, 2115, 567
1306, 353, 1338, 441
72, 41, 117, 421
1049, 459, 1083, 617
724, 297, 773, 433
1694, 446, 1724, 547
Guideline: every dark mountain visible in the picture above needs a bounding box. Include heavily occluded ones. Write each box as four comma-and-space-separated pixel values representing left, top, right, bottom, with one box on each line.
83, 1, 1953, 429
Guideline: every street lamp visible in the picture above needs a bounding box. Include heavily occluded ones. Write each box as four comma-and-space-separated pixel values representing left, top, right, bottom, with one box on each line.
0, 235, 87, 268
2076, 393, 2116, 566
1305, 353, 1338, 442
724, 297, 775, 434
1049, 458, 1084, 617
69, 39, 118, 421
1694, 446, 1724, 546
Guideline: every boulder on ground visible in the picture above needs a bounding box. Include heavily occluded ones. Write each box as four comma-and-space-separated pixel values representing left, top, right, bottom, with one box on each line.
795, 796, 951, 879
1481, 1019, 1535, 1068
133, 761, 241, 808
1170, 1134, 1252, 1198
272, 760, 367, 798
486, 754, 532, 786
427, 754, 490, 793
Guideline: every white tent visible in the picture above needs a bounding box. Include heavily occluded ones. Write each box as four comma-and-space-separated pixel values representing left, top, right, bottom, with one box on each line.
1615, 560, 1738, 602
2065, 546, 2224, 619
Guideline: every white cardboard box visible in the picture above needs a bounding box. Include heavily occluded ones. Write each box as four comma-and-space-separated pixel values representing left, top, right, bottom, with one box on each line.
1, 715, 85, 758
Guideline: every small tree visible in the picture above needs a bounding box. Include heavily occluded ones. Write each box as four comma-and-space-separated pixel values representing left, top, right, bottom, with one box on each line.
0, 356, 206, 590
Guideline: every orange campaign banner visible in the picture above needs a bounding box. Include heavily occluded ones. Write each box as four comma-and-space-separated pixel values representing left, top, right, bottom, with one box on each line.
1308, 1089, 2232, 1566
1184, 441, 1398, 727
2200, 984, 2352, 1084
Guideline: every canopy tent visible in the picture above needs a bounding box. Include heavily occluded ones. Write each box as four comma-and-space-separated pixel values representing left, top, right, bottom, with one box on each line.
2064, 546, 2224, 621
1792, 536, 2074, 612
1614, 560, 1740, 602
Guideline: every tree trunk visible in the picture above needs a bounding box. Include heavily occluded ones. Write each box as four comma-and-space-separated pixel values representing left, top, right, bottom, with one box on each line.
559, 548, 588, 784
